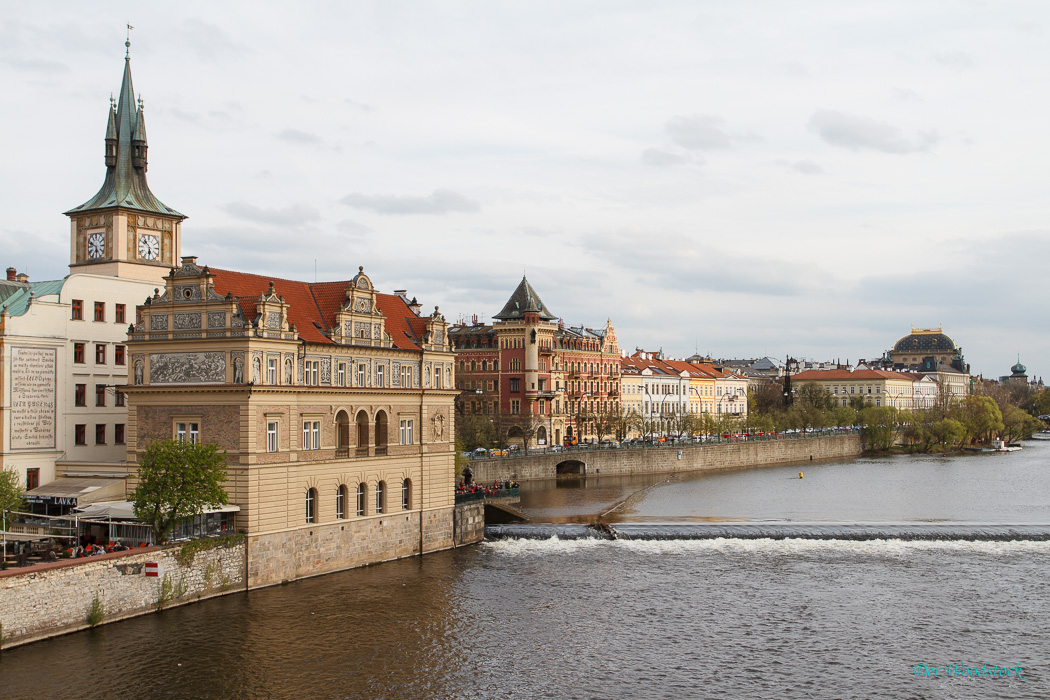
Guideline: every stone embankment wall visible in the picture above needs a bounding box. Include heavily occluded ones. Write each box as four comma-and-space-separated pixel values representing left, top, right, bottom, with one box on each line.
247, 503, 483, 589
0, 538, 245, 650
1, 502, 487, 648
469, 435, 863, 482
453, 502, 485, 546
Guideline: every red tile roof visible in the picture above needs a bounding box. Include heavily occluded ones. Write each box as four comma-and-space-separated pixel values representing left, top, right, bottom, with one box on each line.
208, 268, 423, 350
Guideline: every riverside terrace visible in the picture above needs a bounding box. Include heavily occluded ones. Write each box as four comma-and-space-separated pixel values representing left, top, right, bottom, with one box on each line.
464, 429, 864, 482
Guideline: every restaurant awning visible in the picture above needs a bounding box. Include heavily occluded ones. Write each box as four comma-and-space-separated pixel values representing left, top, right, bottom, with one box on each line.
25, 477, 125, 507
74, 501, 240, 521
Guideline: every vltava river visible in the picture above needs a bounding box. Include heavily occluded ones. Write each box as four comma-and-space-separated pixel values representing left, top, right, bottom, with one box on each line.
2, 442, 1049, 699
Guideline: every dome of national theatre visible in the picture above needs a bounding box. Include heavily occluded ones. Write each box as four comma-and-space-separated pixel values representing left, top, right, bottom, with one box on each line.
892, 330, 958, 354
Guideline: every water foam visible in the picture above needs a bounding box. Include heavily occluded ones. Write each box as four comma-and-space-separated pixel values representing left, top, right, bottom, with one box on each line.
483, 536, 1050, 557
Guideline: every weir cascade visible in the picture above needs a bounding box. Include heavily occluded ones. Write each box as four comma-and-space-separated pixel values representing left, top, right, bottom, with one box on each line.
485, 522, 1050, 542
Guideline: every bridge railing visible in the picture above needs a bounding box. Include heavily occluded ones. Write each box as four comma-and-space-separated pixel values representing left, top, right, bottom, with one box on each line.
466, 427, 860, 461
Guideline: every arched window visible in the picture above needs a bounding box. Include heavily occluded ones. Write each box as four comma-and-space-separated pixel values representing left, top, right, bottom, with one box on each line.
306, 488, 317, 524
402, 479, 411, 510
336, 485, 348, 519
356, 410, 369, 456
356, 483, 366, 516
374, 410, 388, 454
376, 481, 386, 514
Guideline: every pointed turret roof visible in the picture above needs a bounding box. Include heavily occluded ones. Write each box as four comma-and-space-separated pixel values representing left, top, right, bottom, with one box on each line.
493, 276, 557, 321
65, 42, 184, 218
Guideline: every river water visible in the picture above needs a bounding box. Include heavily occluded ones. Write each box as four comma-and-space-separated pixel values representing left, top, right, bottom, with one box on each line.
3, 442, 1049, 699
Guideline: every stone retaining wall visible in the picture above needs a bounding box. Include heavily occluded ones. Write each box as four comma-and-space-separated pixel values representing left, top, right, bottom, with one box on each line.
0, 538, 245, 650
468, 435, 863, 482
0, 502, 487, 648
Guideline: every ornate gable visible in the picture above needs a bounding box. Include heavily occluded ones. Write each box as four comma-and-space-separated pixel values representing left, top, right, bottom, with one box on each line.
331, 266, 392, 347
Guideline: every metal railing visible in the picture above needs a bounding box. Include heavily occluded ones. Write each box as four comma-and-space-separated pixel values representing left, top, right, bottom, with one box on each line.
466, 427, 860, 460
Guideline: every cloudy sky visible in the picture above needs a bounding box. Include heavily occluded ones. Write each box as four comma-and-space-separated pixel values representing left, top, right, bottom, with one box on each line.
3, 2, 1048, 380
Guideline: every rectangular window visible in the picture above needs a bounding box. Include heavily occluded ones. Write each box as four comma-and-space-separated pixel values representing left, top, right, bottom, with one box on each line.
95, 344, 106, 364
115, 303, 126, 324
267, 421, 278, 452
114, 424, 125, 444
115, 391, 125, 407
358, 364, 367, 387
73, 343, 85, 364
401, 365, 413, 387
94, 302, 105, 322
510, 378, 520, 393
72, 299, 83, 320
95, 424, 106, 445
95, 384, 106, 407
75, 383, 86, 407
399, 419, 414, 445
376, 364, 385, 388
305, 361, 319, 385
115, 344, 126, 366
26, 468, 39, 491
176, 422, 200, 444
302, 421, 320, 450
337, 363, 346, 386
510, 399, 520, 414
74, 424, 86, 445
267, 358, 277, 384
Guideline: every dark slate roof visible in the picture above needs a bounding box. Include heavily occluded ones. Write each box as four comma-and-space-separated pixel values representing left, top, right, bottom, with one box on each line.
892, 331, 957, 354
493, 276, 557, 321
65, 48, 184, 219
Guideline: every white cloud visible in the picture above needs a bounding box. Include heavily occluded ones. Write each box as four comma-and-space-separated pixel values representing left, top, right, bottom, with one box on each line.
340, 190, 480, 215
808, 110, 938, 154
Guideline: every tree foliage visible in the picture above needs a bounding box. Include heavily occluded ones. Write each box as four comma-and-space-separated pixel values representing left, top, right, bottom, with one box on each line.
131, 440, 229, 543
1, 467, 25, 529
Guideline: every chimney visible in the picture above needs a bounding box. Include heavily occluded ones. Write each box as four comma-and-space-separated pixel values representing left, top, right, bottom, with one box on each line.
6, 267, 16, 281
393, 290, 408, 302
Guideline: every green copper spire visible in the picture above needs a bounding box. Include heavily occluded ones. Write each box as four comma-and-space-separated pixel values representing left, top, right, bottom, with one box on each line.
65, 41, 184, 219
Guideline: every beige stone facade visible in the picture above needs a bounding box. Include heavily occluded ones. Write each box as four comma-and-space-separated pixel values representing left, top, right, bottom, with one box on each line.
123, 259, 460, 584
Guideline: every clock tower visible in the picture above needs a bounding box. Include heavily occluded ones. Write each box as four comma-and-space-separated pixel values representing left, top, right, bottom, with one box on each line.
64, 40, 185, 284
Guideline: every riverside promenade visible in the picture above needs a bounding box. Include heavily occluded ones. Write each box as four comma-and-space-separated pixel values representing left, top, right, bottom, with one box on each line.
467, 431, 863, 482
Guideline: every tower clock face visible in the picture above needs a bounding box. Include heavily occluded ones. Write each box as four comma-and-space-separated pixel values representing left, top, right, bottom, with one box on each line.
138, 234, 160, 261
87, 232, 105, 259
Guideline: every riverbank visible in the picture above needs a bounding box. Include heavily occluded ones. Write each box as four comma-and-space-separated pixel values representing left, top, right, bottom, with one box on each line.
468, 434, 863, 482
0, 502, 485, 650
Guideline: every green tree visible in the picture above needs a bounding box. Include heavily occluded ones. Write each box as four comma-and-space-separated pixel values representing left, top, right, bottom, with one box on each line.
999, 403, 1043, 443
859, 406, 900, 451
1, 467, 26, 529
956, 395, 1004, 446
930, 418, 965, 449
131, 440, 229, 543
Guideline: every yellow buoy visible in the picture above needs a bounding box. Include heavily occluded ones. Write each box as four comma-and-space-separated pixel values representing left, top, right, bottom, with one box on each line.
799, 472, 803, 479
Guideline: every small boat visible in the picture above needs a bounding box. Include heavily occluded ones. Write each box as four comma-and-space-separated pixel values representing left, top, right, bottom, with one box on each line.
989, 439, 1022, 453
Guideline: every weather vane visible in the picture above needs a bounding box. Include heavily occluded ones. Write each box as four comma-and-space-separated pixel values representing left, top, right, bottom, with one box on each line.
126, 23, 134, 56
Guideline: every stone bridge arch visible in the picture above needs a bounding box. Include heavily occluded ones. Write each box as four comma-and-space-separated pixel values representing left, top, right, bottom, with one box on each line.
555, 459, 586, 476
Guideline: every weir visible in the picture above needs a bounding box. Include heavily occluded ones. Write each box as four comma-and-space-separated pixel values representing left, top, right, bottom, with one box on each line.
485, 522, 1050, 542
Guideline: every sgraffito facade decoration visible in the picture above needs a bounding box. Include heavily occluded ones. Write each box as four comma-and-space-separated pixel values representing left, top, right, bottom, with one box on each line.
148, 352, 226, 385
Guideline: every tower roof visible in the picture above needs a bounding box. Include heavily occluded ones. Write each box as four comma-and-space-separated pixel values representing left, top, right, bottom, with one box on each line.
65, 43, 184, 219
493, 276, 557, 321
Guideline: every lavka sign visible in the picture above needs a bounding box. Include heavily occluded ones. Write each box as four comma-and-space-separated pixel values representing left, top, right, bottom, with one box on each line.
10, 346, 57, 450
